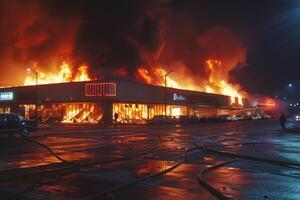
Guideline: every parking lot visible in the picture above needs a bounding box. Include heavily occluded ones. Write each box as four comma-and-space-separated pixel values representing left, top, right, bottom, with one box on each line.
1, 120, 300, 200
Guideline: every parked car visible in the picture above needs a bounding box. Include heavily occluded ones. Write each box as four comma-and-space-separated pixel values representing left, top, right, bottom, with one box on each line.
251, 114, 262, 120
227, 115, 239, 121
226, 115, 245, 121
243, 115, 253, 121
0, 113, 31, 137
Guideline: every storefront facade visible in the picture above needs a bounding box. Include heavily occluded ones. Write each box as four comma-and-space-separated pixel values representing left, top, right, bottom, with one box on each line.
0, 79, 248, 124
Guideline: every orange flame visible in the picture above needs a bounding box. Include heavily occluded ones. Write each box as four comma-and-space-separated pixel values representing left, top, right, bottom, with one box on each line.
136, 67, 190, 90
61, 103, 102, 124
24, 62, 91, 86
136, 59, 244, 106
74, 65, 90, 82
205, 59, 243, 105
24, 62, 94, 124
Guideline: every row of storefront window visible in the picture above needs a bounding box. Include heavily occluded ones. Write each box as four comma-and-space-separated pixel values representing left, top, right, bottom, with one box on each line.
0, 102, 237, 124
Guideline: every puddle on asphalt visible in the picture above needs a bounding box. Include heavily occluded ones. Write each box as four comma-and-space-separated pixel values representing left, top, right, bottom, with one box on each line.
204, 166, 247, 198
203, 162, 300, 199
0, 135, 123, 169
0, 143, 96, 169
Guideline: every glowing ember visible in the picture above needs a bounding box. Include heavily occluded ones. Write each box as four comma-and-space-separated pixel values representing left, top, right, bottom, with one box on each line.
136, 59, 244, 106
24, 62, 91, 86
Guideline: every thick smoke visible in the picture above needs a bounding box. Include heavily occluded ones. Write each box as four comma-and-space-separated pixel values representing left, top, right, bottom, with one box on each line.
152, 4, 247, 84
73, 0, 162, 77
0, 0, 247, 89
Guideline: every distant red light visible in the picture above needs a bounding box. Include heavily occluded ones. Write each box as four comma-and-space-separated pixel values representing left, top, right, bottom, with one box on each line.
265, 100, 276, 107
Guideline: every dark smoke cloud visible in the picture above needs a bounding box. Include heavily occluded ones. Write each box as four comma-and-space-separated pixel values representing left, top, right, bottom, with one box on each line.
152, 4, 247, 80
73, 0, 162, 78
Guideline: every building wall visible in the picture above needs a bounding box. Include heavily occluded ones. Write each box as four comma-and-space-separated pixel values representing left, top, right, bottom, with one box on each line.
0, 80, 246, 124
115, 79, 231, 107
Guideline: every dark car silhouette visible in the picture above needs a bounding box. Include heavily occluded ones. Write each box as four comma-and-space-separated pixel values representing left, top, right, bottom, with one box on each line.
0, 113, 30, 137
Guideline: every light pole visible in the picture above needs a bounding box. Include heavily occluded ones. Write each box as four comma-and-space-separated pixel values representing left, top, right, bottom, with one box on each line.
164, 70, 174, 118
26, 67, 38, 85
26, 67, 39, 124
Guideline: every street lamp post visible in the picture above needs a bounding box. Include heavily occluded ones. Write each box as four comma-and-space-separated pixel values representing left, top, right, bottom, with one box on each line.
26, 67, 38, 85
164, 70, 174, 118
26, 67, 39, 124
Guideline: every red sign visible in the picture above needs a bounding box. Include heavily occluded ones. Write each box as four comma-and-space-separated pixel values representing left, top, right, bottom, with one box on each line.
85, 82, 117, 97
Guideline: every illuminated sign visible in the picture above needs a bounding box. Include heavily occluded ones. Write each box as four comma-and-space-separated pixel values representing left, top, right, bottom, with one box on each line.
0, 92, 13, 101
85, 82, 117, 97
173, 93, 186, 101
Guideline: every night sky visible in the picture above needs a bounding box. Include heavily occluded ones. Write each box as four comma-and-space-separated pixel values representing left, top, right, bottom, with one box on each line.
1, 0, 300, 99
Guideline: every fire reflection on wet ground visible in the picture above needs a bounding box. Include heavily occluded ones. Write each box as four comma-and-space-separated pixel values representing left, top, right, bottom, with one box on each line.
0, 132, 153, 170
2, 121, 300, 199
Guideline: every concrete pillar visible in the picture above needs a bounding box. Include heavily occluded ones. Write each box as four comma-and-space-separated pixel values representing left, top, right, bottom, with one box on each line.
103, 101, 113, 124
10, 104, 19, 114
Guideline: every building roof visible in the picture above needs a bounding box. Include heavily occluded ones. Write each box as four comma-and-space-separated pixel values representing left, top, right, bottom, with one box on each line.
0, 79, 248, 108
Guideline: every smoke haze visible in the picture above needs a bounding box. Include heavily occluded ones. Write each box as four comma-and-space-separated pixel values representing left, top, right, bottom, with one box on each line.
0, 0, 247, 92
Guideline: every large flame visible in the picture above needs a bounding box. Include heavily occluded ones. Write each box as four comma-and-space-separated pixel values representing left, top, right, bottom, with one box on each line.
24, 62, 91, 86
61, 103, 102, 124
24, 62, 94, 124
205, 59, 243, 105
22, 58, 244, 125
136, 59, 244, 106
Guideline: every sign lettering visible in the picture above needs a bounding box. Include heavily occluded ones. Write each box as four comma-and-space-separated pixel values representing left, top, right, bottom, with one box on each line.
173, 93, 186, 101
0, 92, 13, 101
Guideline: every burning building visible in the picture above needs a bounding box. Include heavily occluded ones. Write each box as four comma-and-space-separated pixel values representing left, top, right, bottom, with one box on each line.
0, 78, 249, 124
0, 0, 261, 123
250, 95, 286, 117
0, 59, 251, 124
0, 59, 251, 125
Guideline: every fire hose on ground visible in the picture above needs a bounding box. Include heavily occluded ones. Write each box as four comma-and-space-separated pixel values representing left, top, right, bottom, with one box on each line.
79, 137, 222, 200
196, 143, 300, 168
1, 136, 161, 200
6, 134, 300, 200
0, 136, 160, 182
19, 135, 296, 200
81, 152, 186, 200
197, 159, 235, 200
194, 142, 300, 200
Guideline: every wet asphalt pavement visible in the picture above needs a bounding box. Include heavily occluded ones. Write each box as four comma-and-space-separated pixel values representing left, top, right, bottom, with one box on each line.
1, 120, 300, 200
